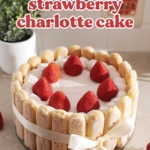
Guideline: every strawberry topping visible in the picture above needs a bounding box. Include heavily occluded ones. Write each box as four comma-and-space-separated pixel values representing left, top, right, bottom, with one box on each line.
90, 61, 109, 83
31, 55, 121, 111
77, 91, 100, 113
64, 55, 83, 76
49, 91, 70, 111
42, 62, 61, 83
0, 112, 3, 129
32, 77, 53, 101
147, 143, 150, 150
97, 78, 118, 102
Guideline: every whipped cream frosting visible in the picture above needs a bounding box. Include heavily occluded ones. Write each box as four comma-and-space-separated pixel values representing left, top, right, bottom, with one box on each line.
22, 56, 126, 113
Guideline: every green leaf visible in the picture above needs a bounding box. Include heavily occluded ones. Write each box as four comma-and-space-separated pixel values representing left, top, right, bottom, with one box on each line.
0, 0, 41, 42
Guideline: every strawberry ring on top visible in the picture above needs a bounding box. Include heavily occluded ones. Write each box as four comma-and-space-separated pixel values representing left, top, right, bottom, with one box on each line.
26, 54, 126, 113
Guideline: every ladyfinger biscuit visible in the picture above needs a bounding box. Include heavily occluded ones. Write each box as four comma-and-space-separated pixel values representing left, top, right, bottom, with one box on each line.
15, 90, 29, 140
81, 46, 95, 60
23, 99, 38, 150
125, 70, 138, 91
27, 56, 41, 69
19, 63, 31, 79
54, 46, 68, 60
52, 109, 68, 150
40, 50, 54, 63
126, 77, 137, 91
12, 71, 23, 85
127, 87, 139, 118
68, 113, 86, 150
11, 80, 21, 125
68, 44, 81, 57
68, 113, 86, 136
11, 80, 21, 104
36, 106, 52, 150
117, 96, 132, 148
103, 106, 121, 150
125, 69, 137, 82
87, 110, 104, 139
95, 50, 109, 63
118, 96, 131, 118
127, 88, 139, 140
109, 53, 123, 70
118, 61, 132, 78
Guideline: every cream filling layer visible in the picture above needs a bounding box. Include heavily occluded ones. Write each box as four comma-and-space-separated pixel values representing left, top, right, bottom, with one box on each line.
22, 57, 126, 113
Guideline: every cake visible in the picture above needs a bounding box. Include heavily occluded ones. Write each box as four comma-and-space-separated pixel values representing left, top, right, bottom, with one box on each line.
11, 45, 139, 150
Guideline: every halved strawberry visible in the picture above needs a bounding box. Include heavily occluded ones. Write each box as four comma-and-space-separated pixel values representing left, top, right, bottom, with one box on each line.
147, 143, 150, 150
97, 78, 118, 102
77, 91, 100, 113
64, 55, 83, 76
42, 62, 61, 83
49, 91, 70, 111
90, 61, 109, 83
0, 112, 3, 129
32, 77, 53, 101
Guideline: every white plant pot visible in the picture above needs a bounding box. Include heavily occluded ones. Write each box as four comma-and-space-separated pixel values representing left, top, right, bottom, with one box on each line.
0, 30, 37, 75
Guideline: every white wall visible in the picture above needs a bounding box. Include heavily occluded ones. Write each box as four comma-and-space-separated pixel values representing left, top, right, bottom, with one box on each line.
35, 0, 150, 54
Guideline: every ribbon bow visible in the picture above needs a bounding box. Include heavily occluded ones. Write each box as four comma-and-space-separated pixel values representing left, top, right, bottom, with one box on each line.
68, 118, 134, 150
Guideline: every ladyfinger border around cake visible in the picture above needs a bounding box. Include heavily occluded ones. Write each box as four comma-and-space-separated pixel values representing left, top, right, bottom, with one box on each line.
11, 45, 139, 150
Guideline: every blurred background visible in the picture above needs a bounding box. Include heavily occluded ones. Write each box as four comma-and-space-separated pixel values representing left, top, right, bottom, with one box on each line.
34, 0, 150, 54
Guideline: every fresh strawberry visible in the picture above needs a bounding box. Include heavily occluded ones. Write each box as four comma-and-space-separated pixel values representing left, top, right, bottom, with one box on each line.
147, 143, 150, 150
77, 91, 100, 113
42, 62, 61, 83
49, 91, 70, 111
32, 77, 53, 101
0, 112, 3, 129
90, 61, 109, 83
64, 55, 83, 76
97, 78, 118, 102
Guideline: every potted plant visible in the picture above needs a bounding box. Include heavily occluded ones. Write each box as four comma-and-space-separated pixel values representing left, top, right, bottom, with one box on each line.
0, 0, 40, 74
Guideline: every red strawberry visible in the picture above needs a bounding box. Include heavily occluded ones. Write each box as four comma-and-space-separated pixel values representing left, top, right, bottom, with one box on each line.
42, 62, 61, 83
32, 77, 53, 101
147, 143, 150, 150
97, 78, 118, 102
64, 55, 83, 76
0, 112, 3, 129
49, 91, 70, 111
90, 61, 109, 83
77, 91, 100, 113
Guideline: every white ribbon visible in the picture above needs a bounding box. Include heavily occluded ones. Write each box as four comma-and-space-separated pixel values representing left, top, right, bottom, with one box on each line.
12, 102, 134, 150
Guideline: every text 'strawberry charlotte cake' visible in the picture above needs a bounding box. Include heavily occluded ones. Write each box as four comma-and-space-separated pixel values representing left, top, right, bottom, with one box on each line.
11, 45, 139, 150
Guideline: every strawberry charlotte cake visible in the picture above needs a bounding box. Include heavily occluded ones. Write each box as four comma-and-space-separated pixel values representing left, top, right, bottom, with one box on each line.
11, 45, 139, 150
